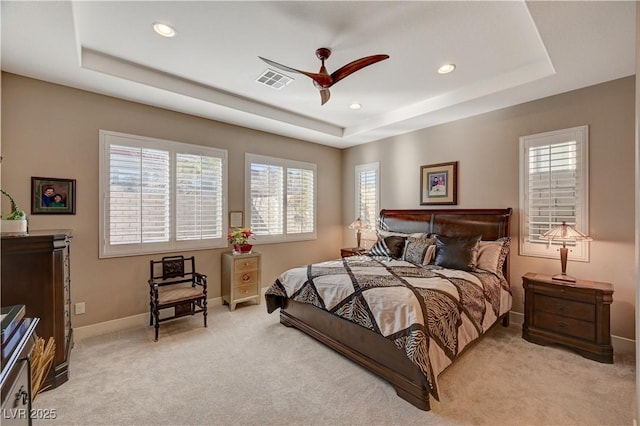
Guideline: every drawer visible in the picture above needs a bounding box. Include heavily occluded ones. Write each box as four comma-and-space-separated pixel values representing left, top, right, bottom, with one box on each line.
234, 257, 258, 272
533, 294, 595, 322
234, 283, 258, 297
234, 270, 257, 286
533, 311, 596, 341
531, 283, 596, 304
2, 358, 30, 414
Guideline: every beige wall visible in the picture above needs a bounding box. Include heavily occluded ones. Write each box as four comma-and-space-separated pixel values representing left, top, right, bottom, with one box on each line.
1, 72, 343, 327
2, 72, 636, 342
343, 76, 636, 341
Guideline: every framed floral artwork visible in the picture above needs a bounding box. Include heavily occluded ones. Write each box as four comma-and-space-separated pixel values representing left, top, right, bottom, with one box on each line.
420, 161, 458, 205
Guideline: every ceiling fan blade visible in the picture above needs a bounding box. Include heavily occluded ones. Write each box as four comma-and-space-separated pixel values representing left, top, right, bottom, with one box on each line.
330, 54, 390, 85
319, 88, 330, 105
258, 56, 325, 85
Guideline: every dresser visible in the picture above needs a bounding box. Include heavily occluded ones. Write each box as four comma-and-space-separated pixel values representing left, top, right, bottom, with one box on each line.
221, 252, 261, 311
522, 272, 613, 363
1, 305, 39, 426
1, 231, 73, 389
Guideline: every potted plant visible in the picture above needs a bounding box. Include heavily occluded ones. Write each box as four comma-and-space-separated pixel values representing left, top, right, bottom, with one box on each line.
227, 227, 255, 254
1, 188, 27, 233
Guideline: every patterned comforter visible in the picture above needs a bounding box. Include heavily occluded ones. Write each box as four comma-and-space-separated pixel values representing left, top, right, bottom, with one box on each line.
265, 255, 512, 399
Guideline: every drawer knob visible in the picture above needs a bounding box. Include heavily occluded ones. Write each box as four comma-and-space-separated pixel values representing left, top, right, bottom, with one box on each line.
558, 321, 568, 329
242, 273, 251, 282
15, 386, 28, 405
558, 305, 567, 313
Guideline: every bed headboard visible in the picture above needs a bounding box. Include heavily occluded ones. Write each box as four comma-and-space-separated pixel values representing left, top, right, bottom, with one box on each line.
379, 208, 513, 277
379, 208, 512, 239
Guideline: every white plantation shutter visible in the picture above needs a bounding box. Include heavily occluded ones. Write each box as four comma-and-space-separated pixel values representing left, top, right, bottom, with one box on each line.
246, 153, 316, 243
249, 162, 284, 236
287, 168, 314, 234
100, 130, 227, 257
176, 154, 224, 240
355, 162, 379, 229
109, 145, 170, 245
519, 126, 589, 261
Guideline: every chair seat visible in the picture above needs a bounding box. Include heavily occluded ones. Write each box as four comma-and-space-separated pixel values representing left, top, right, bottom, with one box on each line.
157, 286, 205, 305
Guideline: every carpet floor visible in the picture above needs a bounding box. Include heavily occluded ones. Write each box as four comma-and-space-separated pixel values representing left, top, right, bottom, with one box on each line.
33, 302, 636, 425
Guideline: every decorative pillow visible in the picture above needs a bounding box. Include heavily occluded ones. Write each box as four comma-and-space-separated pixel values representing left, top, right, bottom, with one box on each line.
423, 244, 437, 265
476, 237, 511, 274
368, 235, 406, 259
404, 234, 436, 265
434, 235, 482, 271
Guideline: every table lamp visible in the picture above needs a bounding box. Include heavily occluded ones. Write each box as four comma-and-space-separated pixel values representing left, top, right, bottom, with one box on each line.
540, 221, 592, 282
348, 218, 369, 250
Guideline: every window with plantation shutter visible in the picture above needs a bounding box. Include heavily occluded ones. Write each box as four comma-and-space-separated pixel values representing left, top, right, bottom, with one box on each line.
99, 130, 228, 258
245, 153, 316, 244
519, 125, 589, 261
355, 162, 379, 230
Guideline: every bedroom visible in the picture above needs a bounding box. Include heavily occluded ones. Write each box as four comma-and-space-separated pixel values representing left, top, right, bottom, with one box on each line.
0, 1, 638, 424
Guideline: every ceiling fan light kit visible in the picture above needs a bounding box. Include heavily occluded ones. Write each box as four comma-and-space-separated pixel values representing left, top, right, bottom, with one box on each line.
259, 47, 389, 105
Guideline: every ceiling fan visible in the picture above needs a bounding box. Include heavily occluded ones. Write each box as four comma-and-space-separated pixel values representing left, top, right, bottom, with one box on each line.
258, 48, 389, 105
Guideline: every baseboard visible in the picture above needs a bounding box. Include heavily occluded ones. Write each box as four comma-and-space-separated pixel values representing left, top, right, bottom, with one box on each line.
509, 311, 635, 355
73, 296, 223, 341
74, 303, 637, 355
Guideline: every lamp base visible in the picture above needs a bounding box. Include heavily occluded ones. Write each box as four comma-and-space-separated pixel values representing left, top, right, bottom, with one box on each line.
551, 273, 576, 282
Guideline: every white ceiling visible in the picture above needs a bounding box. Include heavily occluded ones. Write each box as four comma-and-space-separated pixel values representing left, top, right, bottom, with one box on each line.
1, 1, 636, 149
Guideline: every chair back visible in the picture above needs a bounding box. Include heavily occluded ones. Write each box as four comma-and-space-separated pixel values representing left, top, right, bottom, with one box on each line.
150, 255, 197, 286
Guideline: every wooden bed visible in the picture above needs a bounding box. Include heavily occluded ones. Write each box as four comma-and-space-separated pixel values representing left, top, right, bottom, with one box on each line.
274, 208, 512, 411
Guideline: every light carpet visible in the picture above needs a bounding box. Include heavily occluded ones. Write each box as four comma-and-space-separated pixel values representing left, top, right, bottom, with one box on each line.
33, 302, 635, 425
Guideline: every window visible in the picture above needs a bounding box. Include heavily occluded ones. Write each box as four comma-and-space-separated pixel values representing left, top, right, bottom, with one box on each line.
99, 130, 227, 258
355, 162, 379, 229
519, 125, 589, 261
245, 153, 316, 244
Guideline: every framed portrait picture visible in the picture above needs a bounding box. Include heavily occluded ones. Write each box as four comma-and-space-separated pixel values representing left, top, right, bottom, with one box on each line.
31, 177, 76, 214
420, 161, 458, 205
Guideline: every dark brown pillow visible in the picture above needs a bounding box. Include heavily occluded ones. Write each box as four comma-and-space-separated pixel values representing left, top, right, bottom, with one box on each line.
434, 235, 482, 271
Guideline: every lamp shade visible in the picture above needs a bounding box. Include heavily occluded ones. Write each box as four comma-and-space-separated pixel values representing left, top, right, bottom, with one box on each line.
540, 222, 592, 242
348, 218, 369, 230
539, 221, 592, 282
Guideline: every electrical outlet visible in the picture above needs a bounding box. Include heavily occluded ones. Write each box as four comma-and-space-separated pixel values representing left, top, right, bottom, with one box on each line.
75, 302, 85, 315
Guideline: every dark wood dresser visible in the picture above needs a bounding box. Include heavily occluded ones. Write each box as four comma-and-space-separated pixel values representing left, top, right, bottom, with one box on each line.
522, 272, 613, 363
1, 231, 73, 389
1, 305, 39, 425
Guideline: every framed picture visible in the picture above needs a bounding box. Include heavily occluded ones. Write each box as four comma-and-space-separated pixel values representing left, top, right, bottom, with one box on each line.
31, 177, 76, 214
229, 211, 243, 228
420, 161, 458, 205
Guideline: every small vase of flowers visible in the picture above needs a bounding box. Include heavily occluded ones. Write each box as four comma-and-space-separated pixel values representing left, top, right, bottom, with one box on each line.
227, 227, 255, 255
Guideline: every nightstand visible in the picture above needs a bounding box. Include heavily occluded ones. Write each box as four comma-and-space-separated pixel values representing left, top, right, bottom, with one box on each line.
522, 272, 613, 363
341, 247, 366, 257
221, 252, 261, 311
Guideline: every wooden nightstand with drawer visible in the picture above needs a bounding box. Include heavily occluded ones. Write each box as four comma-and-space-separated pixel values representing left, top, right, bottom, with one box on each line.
222, 252, 261, 311
522, 272, 613, 363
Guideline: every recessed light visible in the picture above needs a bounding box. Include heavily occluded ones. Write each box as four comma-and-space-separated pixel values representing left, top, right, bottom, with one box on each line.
437, 64, 456, 74
349, 102, 362, 110
153, 22, 176, 38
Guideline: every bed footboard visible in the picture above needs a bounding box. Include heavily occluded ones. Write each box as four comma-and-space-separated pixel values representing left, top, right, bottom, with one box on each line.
280, 300, 431, 411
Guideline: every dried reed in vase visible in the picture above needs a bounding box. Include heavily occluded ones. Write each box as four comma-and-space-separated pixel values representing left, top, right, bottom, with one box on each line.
31, 336, 56, 399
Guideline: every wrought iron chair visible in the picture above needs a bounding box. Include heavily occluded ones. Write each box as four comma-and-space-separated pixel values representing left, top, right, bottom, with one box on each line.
148, 255, 207, 341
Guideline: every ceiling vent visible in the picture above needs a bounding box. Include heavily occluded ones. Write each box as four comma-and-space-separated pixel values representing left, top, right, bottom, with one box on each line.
256, 69, 293, 90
